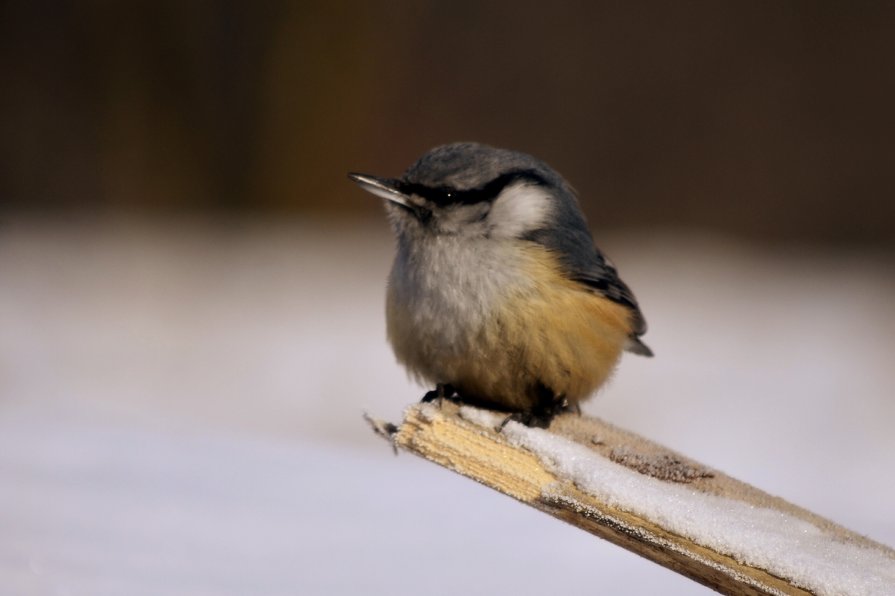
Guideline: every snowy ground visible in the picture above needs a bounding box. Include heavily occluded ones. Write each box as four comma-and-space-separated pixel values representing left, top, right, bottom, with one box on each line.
1, 216, 893, 595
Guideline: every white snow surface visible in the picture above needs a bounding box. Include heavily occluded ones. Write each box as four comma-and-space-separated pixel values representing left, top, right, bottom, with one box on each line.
1, 217, 893, 595
460, 406, 895, 596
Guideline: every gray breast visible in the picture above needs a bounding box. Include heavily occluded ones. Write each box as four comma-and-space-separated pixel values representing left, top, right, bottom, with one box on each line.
389, 235, 533, 350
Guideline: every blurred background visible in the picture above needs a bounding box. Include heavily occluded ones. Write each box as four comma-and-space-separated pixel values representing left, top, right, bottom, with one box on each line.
1, 2, 893, 595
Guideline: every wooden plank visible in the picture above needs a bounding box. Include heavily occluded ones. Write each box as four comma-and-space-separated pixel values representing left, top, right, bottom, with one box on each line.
367, 402, 895, 596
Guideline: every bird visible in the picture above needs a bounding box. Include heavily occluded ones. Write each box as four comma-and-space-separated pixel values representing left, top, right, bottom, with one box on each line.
348, 142, 652, 427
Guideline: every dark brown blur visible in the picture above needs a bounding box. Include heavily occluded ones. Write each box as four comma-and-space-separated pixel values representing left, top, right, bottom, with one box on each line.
2, 1, 894, 245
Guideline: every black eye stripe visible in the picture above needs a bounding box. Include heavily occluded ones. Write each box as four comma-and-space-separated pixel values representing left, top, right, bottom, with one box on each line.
400, 169, 548, 206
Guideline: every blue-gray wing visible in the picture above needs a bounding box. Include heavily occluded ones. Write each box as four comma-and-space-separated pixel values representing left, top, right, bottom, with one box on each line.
570, 261, 653, 356
524, 190, 652, 356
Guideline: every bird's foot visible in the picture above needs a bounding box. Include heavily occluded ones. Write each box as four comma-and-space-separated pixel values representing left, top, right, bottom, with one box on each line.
498, 394, 570, 431
420, 383, 458, 406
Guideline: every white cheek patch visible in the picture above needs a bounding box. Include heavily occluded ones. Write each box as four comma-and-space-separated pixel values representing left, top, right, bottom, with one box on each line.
488, 182, 553, 239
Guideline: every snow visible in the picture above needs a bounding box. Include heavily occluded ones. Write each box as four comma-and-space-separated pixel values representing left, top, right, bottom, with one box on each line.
1, 217, 893, 595
460, 406, 895, 596
0, 402, 690, 596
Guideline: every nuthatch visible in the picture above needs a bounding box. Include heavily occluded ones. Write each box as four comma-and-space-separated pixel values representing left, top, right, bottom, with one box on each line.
349, 142, 652, 427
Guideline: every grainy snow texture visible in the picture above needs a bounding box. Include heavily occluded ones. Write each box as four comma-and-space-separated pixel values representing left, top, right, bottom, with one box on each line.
1, 218, 893, 595
460, 407, 895, 596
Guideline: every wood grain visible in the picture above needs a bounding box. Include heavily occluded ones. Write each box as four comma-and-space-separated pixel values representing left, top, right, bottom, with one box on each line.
370, 402, 895, 595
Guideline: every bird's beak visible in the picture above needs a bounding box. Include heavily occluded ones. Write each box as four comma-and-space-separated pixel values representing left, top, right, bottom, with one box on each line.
347, 173, 411, 208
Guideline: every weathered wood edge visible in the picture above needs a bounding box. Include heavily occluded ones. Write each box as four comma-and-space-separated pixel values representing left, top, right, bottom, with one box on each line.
368, 403, 825, 596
